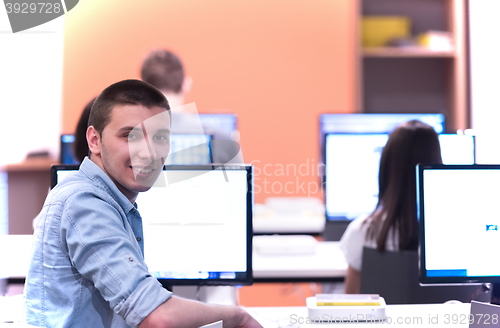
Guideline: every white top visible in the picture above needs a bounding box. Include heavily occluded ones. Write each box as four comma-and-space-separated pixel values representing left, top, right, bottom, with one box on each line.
339, 215, 398, 271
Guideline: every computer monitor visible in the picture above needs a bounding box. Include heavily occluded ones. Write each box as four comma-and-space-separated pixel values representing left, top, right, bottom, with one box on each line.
198, 114, 238, 137
318, 113, 446, 168
417, 164, 500, 301
139, 165, 252, 287
324, 133, 475, 221
51, 164, 79, 189
167, 134, 213, 165
60, 134, 79, 164
50, 164, 253, 287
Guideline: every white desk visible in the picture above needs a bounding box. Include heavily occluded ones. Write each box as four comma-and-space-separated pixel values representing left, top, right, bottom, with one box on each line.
246, 303, 472, 327
252, 241, 347, 282
1, 235, 347, 283
0, 235, 32, 279
1, 295, 472, 327
253, 216, 325, 235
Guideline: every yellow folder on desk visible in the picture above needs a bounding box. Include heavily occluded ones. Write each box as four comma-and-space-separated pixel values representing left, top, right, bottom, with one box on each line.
315, 294, 381, 306
317, 301, 381, 306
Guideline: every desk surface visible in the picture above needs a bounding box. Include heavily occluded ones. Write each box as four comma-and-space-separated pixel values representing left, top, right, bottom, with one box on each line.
1, 158, 56, 172
246, 303, 472, 327
0, 295, 472, 327
0, 235, 32, 279
1, 235, 348, 282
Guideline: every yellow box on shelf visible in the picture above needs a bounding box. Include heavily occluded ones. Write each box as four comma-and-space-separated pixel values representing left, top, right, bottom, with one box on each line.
361, 16, 411, 48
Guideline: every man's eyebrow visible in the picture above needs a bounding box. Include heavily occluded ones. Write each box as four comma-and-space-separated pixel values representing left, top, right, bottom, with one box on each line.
117, 126, 142, 133
117, 127, 171, 134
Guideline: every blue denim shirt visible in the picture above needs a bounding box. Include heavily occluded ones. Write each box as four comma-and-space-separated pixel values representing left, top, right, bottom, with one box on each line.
24, 158, 172, 328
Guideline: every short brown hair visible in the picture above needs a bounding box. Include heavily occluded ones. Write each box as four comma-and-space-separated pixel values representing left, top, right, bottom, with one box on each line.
140, 49, 185, 93
88, 79, 170, 137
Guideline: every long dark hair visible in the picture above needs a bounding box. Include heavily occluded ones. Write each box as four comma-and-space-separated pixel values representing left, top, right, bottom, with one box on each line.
366, 120, 442, 252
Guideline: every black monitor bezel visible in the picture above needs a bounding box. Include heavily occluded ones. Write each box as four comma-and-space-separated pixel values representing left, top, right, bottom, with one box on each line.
417, 164, 500, 285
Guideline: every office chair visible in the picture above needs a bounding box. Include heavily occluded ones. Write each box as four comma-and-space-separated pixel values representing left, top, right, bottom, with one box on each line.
359, 247, 491, 304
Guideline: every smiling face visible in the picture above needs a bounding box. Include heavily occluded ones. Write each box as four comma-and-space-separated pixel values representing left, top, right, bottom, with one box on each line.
87, 104, 171, 202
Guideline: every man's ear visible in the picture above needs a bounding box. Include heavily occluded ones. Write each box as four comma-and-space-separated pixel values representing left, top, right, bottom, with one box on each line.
87, 126, 101, 155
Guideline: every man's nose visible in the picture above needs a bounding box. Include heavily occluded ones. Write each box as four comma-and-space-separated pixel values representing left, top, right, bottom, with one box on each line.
137, 138, 157, 161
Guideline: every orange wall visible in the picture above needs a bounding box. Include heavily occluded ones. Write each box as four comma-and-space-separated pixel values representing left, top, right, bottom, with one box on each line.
62, 0, 356, 202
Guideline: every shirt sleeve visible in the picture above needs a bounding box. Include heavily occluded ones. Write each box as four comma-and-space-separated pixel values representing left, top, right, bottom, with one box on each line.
60, 190, 172, 327
339, 216, 369, 271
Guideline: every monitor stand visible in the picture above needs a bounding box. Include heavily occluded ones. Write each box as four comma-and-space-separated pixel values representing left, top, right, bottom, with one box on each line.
169, 286, 238, 305
322, 220, 350, 241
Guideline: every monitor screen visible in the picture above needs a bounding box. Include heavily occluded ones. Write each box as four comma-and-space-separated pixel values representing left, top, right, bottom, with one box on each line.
50, 164, 253, 287
60, 134, 79, 164
198, 114, 238, 137
417, 164, 500, 286
167, 134, 213, 165
324, 133, 475, 221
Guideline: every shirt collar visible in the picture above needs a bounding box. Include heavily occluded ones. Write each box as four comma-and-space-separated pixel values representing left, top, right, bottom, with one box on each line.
79, 157, 136, 213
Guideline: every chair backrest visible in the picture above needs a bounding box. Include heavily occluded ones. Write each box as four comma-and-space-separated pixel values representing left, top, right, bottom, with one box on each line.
360, 247, 491, 304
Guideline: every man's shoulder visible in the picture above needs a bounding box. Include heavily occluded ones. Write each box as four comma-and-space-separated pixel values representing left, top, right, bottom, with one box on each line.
48, 171, 113, 205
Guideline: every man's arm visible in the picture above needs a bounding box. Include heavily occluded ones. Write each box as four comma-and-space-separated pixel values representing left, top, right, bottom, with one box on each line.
139, 296, 262, 328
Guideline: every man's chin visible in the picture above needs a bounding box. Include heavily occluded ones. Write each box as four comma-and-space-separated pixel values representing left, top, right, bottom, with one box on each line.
134, 173, 164, 189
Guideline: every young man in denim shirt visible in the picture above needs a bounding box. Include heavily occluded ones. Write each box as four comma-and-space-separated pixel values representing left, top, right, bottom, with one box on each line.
24, 79, 261, 328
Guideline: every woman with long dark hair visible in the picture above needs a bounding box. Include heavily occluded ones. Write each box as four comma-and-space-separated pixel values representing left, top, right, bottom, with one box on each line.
340, 120, 443, 293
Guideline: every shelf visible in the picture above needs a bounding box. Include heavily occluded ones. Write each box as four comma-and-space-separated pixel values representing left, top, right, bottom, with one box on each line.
1, 157, 57, 172
356, 0, 468, 131
362, 47, 455, 58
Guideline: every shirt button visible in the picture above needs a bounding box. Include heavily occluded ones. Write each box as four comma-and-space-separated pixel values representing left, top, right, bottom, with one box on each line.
136, 237, 142, 242
128, 257, 134, 262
